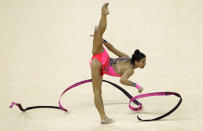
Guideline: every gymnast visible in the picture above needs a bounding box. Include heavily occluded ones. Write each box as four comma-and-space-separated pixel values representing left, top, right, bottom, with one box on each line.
90, 3, 146, 124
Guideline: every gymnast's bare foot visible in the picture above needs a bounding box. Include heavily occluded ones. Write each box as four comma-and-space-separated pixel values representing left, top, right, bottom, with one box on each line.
101, 117, 115, 124
102, 3, 109, 15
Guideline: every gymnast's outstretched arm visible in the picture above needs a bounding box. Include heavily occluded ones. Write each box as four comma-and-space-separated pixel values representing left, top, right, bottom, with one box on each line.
120, 68, 143, 93
103, 39, 130, 58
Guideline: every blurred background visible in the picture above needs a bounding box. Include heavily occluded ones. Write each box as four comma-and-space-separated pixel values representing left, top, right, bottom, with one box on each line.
0, 0, 203, 130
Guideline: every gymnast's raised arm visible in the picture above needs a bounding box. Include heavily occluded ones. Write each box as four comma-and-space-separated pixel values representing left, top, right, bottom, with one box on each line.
103, 39, 130, 58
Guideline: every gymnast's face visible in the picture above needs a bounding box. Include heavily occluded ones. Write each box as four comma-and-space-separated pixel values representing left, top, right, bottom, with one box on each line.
135, 57, 146, 69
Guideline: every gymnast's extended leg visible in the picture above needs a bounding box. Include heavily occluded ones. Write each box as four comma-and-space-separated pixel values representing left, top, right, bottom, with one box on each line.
92, 3, 109, 55
91, 3, 114, 124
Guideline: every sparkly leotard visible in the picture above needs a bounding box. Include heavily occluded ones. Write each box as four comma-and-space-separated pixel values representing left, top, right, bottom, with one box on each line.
90, 48, 131, 77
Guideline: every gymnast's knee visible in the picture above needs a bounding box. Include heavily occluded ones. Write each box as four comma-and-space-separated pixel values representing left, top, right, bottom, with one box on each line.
94, 25, 98, 33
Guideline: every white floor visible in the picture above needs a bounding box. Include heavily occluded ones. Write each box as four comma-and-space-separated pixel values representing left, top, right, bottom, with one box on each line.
1, 0, 203, 131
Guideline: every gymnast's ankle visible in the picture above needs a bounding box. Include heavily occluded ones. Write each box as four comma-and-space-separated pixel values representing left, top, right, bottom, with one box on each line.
101, 117, 115, 124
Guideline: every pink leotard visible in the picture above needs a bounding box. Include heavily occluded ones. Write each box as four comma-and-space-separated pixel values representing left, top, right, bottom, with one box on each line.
90, 48, 121, 77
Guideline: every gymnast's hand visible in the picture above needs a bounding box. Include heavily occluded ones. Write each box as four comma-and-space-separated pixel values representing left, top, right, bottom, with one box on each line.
102, 3, 109, 15
138, 87, 143, 93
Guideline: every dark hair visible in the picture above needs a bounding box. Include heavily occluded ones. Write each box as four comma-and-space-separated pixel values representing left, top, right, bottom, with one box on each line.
130, 49, 146, 64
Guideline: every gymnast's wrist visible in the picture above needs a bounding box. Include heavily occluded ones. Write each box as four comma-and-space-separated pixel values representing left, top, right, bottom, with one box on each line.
131, 82, 141, 89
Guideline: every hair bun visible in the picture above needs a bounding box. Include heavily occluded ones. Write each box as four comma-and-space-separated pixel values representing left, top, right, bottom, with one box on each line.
134, 49, 140, 54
